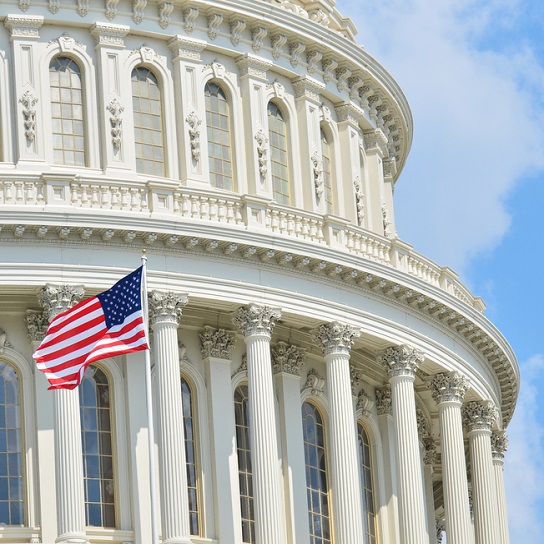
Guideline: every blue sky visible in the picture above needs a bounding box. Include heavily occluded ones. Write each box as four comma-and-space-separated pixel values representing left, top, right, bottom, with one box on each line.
336, 0, 544, 540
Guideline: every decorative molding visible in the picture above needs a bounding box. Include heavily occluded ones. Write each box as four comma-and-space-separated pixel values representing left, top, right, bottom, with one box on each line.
90, 22, 129, 47
271, 34, 287, 60
26, 310, 49, 344
436, 518, 446, 544
186, 111, 202, 161
230, 19, 246, 46
76, 0, 89, 17
302, 368, 325, 395
268, 80, 285, 99
251, 26, 268, 52
375, 385, 392, 416
416, 407, 431, 437
336, 66, 352, 93
311, 150, 323, 199
178, 343, 191, 366
232, 304, 281, 338
382, 204, 391, 237
19, 91, 38, 144
199, 326, 236, 359
350, 363, 362, 393
491, 431, 508, 461
168, 36, 206, 62
306, 49, 323, 74
312, 321, 360, 356
292, 77, 324, 102
254, 129, 269, 178
353, 176, 364, 226
289, 41, 306, 67
322, 57, 338, 83
383, 157, 397, 178
363, 128, 388, 154
309, 8, 330, 27
132, 0, 147, 24
377, 344, 424, 379
106, 99, 124, 150
105, 0, 120, 20
48, 0, 60, 14
183, 7, 199, 34
428, 372, 470, 405
148, 291, 188, 326
356, 388, 373, 416
207, 13, 223, 40
236, 55, 271, 80
158, 1, 174, 29
4, 15, 44, 39
335, 103, 362, 125
463, 400, 496, 432
0, 329, 12, 353
39, 285, 85, 320
423, 437, 437, 465
48, 34, 85, 52
18, 0, 30, 12
232, 354, 247, 378
271, 341, 305, 376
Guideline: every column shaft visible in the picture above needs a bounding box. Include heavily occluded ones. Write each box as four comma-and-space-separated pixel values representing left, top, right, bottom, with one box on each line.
423, 464, 437, 544
493, 458, 509, 544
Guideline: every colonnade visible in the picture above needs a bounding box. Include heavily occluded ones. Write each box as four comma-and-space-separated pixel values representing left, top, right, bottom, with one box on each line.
27, 288, 510, 544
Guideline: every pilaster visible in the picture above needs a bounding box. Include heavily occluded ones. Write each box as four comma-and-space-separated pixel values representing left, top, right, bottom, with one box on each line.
363, 128, 388, 234
313, 322, 364, 544
491, 432, 510, 544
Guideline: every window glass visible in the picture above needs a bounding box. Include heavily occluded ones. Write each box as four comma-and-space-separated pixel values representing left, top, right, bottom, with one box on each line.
302, 401, 330, 544
205, 82, 233, 191
358, 422, 377, 544
131, 67, 165, 176
234, 384, 254, 543
50, 57, 85, 166
80, 365, 115, 528
268, 102, 290, 205
320, 128, 334, 214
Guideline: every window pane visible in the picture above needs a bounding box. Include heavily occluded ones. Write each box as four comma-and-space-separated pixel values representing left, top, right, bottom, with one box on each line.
358, 422, 377, 542
268, 102, 291, 205
320, 128, 334, 214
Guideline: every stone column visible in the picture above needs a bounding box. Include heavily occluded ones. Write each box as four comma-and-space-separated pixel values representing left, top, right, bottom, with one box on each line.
429, 372, 474, 544
463, 401, 499, 544
199, 326, 240, 544
422, 438, 438, 544
491, 432, 510, 544
39, 285, 88, 543
148, 291, 191, 544
233, 304, 285, 544
378, 345, 428, 544
313, 322, 364, 544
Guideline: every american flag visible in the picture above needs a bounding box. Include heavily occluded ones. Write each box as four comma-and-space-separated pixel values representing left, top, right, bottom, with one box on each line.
33, 267, 149, 389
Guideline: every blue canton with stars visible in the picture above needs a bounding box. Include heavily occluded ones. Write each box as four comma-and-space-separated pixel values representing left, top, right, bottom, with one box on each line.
97, 267, 144, 328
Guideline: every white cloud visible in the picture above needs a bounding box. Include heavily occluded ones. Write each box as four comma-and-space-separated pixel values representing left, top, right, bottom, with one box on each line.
337, 0, 544, 276
504, 355, 544, 541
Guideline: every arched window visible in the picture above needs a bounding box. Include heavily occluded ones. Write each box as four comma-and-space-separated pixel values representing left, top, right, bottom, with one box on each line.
302, 401, 331, 544
268, 102, 290, 205
0, 362, 23, 525
358, 422, 377, 544
320, 128, 334, 214
205, 82, 233, 191
234, 384, 254, 543
80, 365, 115, 528
49, 56, 85, 166
181, 376, 199, 536
131, 67, 165, 176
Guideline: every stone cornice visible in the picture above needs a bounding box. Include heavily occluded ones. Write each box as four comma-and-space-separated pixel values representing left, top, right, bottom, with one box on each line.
4, 14, 44, 39
90, 22, 130, 48
168, 35, 207, 61
235, 54, 272, 80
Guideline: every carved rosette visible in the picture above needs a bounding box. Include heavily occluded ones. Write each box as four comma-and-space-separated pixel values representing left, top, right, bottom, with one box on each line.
377, 344, 424, 379
462, 400, 496, 433
232, 304, 281, 338
186, 111, 202, 161
148, 291, 188, 326
271, 341, 305, 376
428, 372, 470, 405
312, 322, 360, 356
39, 284, 85, 321
375, 385, 392, 416
356, 389, 374, 416
303, 368, 325, 394
423, 437, 437, 466
199, 326, 236, 359
491, 431, 508, 461
416, 407, 431, 438
26, 310, 49, 343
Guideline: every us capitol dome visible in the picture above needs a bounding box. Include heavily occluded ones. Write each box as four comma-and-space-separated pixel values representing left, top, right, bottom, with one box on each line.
0, 1, 517, 544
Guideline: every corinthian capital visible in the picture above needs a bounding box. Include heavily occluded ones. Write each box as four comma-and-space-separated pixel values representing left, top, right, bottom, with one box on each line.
199, 326, 236, 359
271, 341, 305, 376
428, 371, 470, 405
232, 304, 281, 338
491, 431, 508, 461
39, 284, 85, 320
26, 310, 49, 343
311, 321, 360, 356
148, 291, 188, 326
463, 400, 496, 433
377, 344, 424, 379
375, 385, 392, 415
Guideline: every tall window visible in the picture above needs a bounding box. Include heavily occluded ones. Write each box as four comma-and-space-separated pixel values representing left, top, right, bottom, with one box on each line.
181, 376, 199, 536
358, 423, 377, 544
0, 362, 23, 525
50, 56, 85, 166
302, 401, 330, 544
268, 102, 290, 205
205, 82, 233, 191
320, 128, 334, 214
131, 67, 165, 176
234, 384, 254, 543
80, 365, 115, 528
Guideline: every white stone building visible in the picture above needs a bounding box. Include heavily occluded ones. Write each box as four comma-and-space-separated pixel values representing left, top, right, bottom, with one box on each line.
0, 1, 517, 544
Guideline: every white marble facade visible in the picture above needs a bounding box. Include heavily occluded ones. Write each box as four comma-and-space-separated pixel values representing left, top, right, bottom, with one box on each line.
0, 1, 517, 543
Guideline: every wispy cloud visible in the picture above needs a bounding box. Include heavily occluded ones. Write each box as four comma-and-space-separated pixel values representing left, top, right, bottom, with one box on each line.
338, 0, 544, 276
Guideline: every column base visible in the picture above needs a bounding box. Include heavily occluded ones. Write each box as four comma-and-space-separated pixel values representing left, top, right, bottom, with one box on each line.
55, 533, 89, 544
163, 538, 192, 544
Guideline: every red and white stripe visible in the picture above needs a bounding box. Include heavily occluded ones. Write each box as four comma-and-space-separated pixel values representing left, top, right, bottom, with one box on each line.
33, 296, 148, 389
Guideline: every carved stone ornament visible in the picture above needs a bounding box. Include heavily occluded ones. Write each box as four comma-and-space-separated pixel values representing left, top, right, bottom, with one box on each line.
90, 22, 129, 47
311, 151, 324, 200
251, 26, 268, 52
4, 15, 44, 38
0, 329, 12, 353
436, 518, 446, 544
168, 36, 206, 62
19, 91, 38, 143
76, 0, 89, 16
186, 111, 202, 161
18, 0, 30, 12
303, 368, 325, 395
105, 0, 120, 20
375, 385, 392, 416
273, 0, 308, 18
423, 437, 437, 465
106, 98, 124, 150
39, 285, 85, 321
462, 400, 496, 433
158, 1, 174, 29
49, 0, 60, 14
148, 291, 188, 326
178, 343, 191, 365
208, 13, 223, 40
271, 34, 287, 60
26, 310, 49, 344
132, 0, 147, 24
289, 41, 306, 67
382, 204, 391, 237
232, 354, 247, 377
312, 322, 360, 356
357, 389, 374, 416
353, 176, 365, 226
232, 304, 281, 338
236, 55, 271, 80
309, 8, 330, 27
428, 371, 470, 405
377, 344, 424, 379
199, 326, 236, 359
254, 129, 269, 178
491, 431, 508, 461
184, 7, 199, 34
416, 407, 431, 438
271, 341, 305, 376
350, 363, 362, 393
306, 50, 323, 74
230, 19, 246, 46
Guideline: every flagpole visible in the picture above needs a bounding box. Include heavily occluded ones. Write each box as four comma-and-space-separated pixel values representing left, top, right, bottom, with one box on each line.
141, 251, 160, 544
